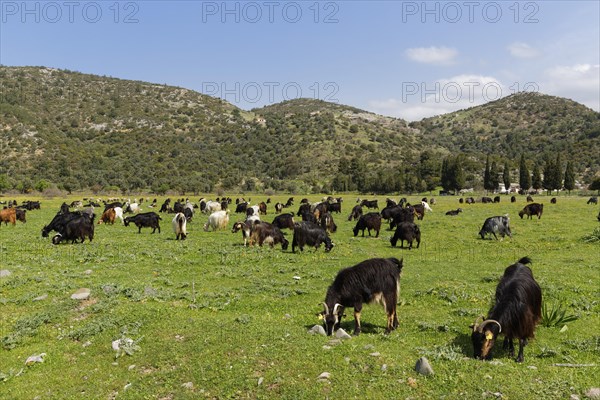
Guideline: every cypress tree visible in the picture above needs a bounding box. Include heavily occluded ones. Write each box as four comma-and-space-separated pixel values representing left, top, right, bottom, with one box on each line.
519, 154, 531, 191
483, 155, 491, 192
554, 153, 563, 191
441, 157, 450, 192
563, 160, 575, 194
453, 154, 465, 194
490, 161, 499, 193
532, 163, 542, 190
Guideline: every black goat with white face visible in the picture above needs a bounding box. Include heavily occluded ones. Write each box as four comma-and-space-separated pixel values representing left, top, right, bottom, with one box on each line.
322, 258, 403, 336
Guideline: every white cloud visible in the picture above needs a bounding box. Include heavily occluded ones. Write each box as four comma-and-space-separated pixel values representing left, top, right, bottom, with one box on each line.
368, 75, 508, 121
405, 46, 458, 65
507, 42, 541, 59
541, 64, 600, 111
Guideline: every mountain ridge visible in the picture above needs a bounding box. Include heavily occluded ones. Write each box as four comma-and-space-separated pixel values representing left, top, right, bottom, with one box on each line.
0, 66, 598, 193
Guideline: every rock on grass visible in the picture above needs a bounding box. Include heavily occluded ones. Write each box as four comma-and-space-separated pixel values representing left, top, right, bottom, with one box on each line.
71, 288, 91, 300
415, 357, 434, 376
308, 325, 326, 336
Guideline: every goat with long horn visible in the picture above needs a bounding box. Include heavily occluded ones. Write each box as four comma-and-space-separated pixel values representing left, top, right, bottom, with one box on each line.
471, 257, 542, 362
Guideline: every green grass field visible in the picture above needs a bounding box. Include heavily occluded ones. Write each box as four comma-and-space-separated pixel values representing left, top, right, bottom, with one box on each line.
1, 194, 598, 399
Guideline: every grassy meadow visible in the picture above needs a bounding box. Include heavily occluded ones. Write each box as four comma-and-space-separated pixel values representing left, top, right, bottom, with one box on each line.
1, 193, 599, 399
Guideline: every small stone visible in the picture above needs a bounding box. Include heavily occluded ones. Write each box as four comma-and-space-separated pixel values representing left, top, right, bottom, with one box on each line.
586, 388, 600, 399
328, 339, 342, 346
335, 328, 352, 340
381, 364, 388, 371
415, 357, 434, 376
284, 314, 292, 319
84, 269, 93, 275
322, 345, 332, 350
407, 377, 418, 388
571, 395, 580, 400
493, 392, 502, 398
344, 357, 351, 363
527, 365, 538, 370
0, 270, 11, 278
257, 377, 264, 386
71, 288, 91, 300
25, 353, 46, 365
182, 382, 194, 390
370, 352, 381, 357
293, 276, 301, 280
308, 325, 326, 336
82, 341, 92, 347
489, 360, 504, 366
128, 365, 136, 370
124, 383, 132, 391
485, 375, 492, 380
33, 294, 48, 301
317, 372, 331, 381
363, 344, 375, 350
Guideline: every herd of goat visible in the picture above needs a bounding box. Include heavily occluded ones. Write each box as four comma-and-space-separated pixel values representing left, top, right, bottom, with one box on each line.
2, 194, 599, 362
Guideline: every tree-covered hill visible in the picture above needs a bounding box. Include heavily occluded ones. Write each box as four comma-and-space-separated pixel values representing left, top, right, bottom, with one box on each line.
410, 92, 600, 182
0, 66, 598, 194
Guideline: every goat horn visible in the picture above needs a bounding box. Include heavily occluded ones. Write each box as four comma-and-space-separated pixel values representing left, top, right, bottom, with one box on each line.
472, 315, 484, 331
322, 302, 329, 316
333, 303, 343, 315
479, 319, 502, 333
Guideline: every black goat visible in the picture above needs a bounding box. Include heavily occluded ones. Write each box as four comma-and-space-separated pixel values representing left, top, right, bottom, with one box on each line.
471, 257, 542, 362
291, 221, 333, 253
321, 257, 403, 336
353, 212, 381, 237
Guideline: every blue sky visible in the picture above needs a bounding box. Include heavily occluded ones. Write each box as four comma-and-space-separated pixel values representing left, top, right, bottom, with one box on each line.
1, 0, 598, 120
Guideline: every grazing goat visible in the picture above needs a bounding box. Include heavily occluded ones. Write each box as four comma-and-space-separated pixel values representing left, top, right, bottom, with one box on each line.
203, 210, 230, 231
550, 197, 557, 204
587, 197, 598, 205
322, 257, 403, 336
471, 257, 541, 362
274, 202, 284, 213
353, 213, 381, 238
446, 208, 463, 216
347, 205, 363, 221
519, 203, 543, 219
320, 211, 337, 234
232, 221, 253, 246
479, 215, 512, 240
272, 213, 295, 230
172, 212, 187, 240
0, 208, 17, 226
124, 212, 162, 234
390, 222, 421, 249
292, 221, 333, 253
98, 208, 116, 225
248, 222, 289, 250
52, 214, 95, 244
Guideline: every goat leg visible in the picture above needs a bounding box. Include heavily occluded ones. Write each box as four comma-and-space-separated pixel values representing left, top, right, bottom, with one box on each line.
353, 308, 362, 335
516, 338, 526, 362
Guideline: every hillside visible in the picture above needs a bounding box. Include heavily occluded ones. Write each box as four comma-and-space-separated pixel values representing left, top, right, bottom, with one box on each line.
0, 67, 428, 193
410, 92, 600, 177
0, 66, 599, 194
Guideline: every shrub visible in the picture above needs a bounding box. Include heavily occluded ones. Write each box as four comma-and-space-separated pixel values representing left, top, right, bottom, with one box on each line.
541, 302, 577, 327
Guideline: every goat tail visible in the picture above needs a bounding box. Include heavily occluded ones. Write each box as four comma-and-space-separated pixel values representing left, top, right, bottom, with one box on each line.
518, 256, 532, 265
